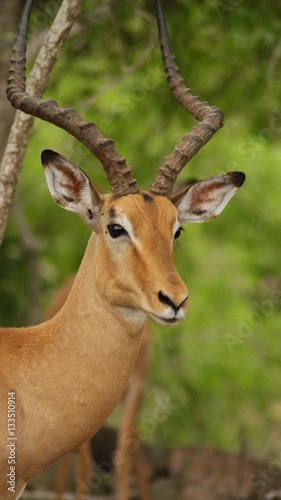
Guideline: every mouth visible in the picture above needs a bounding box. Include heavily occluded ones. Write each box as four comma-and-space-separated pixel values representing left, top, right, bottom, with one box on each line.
149, 313, 180, 326
162, 317, 178, 325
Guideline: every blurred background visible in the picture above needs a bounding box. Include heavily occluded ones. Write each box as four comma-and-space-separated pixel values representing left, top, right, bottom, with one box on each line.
0, 0, 281, 465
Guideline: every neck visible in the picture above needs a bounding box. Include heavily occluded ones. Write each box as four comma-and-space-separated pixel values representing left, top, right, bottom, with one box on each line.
0, 234, 145, 488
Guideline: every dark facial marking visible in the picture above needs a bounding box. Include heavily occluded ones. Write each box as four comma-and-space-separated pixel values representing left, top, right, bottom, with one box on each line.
108, 208, 116, 219
142, 193, 154, 203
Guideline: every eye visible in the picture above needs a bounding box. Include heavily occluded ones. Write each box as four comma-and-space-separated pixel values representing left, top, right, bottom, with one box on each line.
107, 224, 127, 239
174, 226, 183, 240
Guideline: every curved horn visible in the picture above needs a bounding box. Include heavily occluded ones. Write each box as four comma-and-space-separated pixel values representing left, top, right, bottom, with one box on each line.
150, 0, 224, 198
6, 0, 139, 198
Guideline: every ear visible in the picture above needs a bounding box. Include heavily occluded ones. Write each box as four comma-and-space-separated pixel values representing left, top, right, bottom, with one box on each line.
41, 149, 102, 231
172, 172, 245, 223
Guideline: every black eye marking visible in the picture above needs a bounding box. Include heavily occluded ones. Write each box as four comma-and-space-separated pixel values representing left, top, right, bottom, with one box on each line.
107, 224, 128, 239
88, 209, 93, 220
174, 227, 183, 240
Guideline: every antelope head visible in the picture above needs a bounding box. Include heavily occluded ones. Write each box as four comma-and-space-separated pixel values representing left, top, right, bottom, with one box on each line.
7, 0, 245, 326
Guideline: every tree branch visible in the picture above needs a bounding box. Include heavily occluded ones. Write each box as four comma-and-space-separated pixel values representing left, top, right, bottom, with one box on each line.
78, 7, 156, 113
0, 0, 85, 246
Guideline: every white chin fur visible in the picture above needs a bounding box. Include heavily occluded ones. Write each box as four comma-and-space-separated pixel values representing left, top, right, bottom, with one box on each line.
116, 306, 146, 325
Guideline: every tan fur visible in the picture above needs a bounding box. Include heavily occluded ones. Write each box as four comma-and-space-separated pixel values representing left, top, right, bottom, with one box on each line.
0, 192, 187, 498
2, 1, 245, 496
44, 276, 151, 500
97, 194, 188, 320
55, 324, 151, 500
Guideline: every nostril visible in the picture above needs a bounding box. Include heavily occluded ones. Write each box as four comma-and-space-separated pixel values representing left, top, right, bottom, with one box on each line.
158, 291, 177, 311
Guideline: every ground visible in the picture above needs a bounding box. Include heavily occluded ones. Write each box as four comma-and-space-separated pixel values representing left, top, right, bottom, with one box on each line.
22, 426, 281, 500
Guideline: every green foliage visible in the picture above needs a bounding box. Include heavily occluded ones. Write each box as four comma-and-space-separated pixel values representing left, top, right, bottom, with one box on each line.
1, 0, 281, 458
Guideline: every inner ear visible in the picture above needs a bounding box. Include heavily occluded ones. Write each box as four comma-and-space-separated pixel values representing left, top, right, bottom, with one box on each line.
171, 172, 245, 223
41, 149, 102, 230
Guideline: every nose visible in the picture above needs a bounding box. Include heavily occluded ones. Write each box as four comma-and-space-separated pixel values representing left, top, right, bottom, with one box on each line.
158, 291, 188, 312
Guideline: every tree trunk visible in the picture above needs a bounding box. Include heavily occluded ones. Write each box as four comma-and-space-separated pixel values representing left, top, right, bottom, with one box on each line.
0, 0, 85, 246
